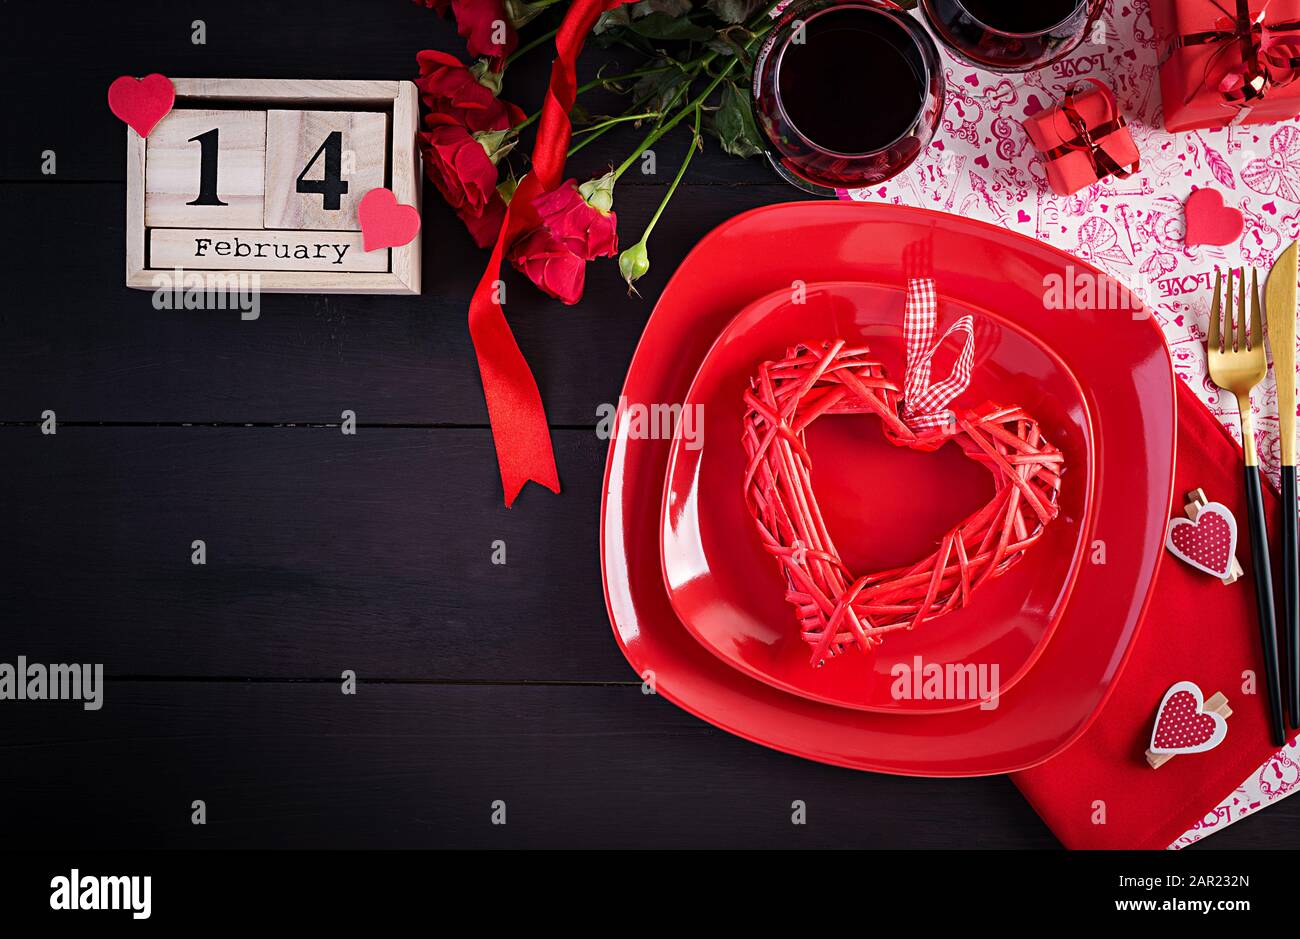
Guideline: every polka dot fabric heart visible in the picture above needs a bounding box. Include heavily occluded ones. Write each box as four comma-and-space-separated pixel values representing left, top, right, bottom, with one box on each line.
1150, 682, 1228, 755
741, 339, 1065, 667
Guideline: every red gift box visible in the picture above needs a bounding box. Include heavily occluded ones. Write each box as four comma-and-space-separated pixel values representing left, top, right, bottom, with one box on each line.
1022, 81, 1140, 196
1153, 0, 1300, 132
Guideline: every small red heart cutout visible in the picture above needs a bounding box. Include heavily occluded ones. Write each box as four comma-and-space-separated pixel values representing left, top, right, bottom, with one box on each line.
358, 188, 421, 251
1166, 501, 1237, 578
1150, 682, 1228, 754
107, 74, 175, 138
1183, 188, 1244, 246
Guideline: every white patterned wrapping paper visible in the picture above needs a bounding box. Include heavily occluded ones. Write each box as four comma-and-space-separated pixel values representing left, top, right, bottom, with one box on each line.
841, 1, 1300, 846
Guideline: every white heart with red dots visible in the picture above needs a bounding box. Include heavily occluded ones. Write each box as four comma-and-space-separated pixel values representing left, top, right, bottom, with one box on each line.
1165, 502, 1237, 578
1149, 681, 1228, 755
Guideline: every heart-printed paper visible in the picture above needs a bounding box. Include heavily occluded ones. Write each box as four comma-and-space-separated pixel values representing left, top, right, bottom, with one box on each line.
1165, 502, 1237, 578
1183, 188, 1245, 247
1150, 681, 1229, 755
107, 74, 175, 138
358, 188, 421, 252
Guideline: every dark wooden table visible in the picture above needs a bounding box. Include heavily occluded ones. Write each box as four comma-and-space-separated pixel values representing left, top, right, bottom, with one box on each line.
0, 0, 1291, 849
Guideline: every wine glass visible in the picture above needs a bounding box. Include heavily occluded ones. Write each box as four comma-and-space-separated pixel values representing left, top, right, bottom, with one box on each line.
919, 0, 1102, 73
751, 0, 945, 196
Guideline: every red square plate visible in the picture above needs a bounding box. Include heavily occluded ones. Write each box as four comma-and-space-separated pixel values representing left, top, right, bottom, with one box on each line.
661, 281, 1095, 712
601, 202, 1175, 776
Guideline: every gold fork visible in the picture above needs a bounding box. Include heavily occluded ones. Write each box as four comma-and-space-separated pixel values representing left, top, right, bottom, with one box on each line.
1207, 267, 1286, 746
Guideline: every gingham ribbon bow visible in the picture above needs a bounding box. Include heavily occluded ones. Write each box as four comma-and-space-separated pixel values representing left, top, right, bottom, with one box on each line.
901, 278, 975, 431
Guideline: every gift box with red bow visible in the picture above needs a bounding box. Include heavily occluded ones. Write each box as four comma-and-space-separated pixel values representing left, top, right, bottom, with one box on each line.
1153, 0, 1300, 132
1022, 81, 1140, 196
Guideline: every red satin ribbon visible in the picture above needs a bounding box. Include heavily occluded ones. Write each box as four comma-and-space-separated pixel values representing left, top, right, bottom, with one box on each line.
468, 0, 631, 506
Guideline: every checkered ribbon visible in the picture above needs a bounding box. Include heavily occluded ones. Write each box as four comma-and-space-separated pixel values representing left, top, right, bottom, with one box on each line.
901, 277, 975, 431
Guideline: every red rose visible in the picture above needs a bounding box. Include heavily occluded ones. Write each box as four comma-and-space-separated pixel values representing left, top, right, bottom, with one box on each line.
461, 192, 509, 249
451, 0, 518, 62
415, 50, 524, 133
507, 178, 618, 305
415, 0, 517, 63
508, 227, 587, 304
419, 116, 512, 247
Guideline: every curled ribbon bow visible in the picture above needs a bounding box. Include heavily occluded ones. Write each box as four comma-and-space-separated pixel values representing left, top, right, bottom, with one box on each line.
900, 277, 975, 432
1176, 0, 1300, 116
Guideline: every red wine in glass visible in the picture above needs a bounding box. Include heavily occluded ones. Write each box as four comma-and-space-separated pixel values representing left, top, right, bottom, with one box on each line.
920, 0, 1099, 72
752, 0, 944, 194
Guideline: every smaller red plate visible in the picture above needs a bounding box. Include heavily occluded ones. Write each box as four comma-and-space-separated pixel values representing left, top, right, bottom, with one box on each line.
661, 282, 1095, 713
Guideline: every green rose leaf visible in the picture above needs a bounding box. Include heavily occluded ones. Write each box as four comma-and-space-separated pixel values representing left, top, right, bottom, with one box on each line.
710, 80, 763, 159
633, 0, 694, 18
705, 25, 753, 64
705, 0, 763, 24
633, 65, 693, 113
627, 11, 716, 41
594, 6, 632, 34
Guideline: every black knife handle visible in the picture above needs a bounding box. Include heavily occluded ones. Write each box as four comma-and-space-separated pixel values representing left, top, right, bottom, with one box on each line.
1245, 465, 1287, 747
1283, 466, 1299, 729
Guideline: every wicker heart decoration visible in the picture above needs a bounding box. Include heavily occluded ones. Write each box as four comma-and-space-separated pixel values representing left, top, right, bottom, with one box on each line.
742, 340, 1065, 667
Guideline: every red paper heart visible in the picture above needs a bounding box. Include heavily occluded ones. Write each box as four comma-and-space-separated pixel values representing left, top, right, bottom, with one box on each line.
1150, 682, 1228, 754
358, 188, 421, 251
1166, 502, 1236, 578
107, 74, 175, 138
1183, 188, 1244, 246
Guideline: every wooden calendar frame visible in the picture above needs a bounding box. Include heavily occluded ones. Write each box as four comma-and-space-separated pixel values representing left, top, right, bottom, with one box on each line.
125, 78, 422, 295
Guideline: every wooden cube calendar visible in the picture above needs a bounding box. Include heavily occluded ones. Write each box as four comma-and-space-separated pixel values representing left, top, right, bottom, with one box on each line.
126, 79, 421, 294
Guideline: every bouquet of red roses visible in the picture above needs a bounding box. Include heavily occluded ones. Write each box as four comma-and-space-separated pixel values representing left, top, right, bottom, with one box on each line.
414, 0, 782, 303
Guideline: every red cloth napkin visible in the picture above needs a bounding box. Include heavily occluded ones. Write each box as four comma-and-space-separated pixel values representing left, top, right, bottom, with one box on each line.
1012, 377, 1294, 849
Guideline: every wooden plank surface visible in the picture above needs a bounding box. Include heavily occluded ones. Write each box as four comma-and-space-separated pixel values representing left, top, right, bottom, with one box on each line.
0, 426, 628, 680
1, 681, 1290, 849
0, 0, 1292, 851
0, 681, 1061, 849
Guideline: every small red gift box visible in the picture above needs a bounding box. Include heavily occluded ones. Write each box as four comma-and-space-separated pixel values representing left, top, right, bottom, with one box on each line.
1152, 0, 1300, 132
1022, 82, 1140, 196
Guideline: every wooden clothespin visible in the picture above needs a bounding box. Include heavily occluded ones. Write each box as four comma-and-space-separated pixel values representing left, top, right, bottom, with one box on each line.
1183, 489, 1242, 584
1146, 681, 1232, 769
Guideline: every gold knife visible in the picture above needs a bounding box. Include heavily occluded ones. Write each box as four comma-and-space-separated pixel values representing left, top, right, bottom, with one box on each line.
1266, 240, 1299, 729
